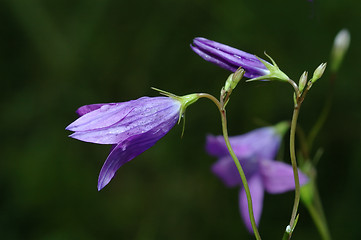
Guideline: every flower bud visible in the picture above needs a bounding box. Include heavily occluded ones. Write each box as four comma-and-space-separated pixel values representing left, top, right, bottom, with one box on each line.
191, 37, 270, 78
311, 63, 327, 83
191, 37, 290, 82
224, 73, 234, 92
330, 29, 350, 72
298, 71, 308, 92
232, 67, 245, 86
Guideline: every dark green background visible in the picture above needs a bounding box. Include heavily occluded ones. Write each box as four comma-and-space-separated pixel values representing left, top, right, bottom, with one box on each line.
1, 0, 360, 239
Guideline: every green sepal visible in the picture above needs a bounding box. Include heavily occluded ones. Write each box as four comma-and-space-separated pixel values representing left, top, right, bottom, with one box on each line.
151, 87, 200, 135
176, 93, 200, 124
247, 52, 290, 82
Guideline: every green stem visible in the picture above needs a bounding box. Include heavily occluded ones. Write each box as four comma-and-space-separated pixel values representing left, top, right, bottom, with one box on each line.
303, 183, 331, 240
288, 105, 301, 238
197, 93, 261, 239
287, 79, 301, 97
313, 188, 331, 240
221, 110, 261, 240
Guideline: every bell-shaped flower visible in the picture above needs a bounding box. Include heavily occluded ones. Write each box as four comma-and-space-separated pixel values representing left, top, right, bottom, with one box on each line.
67, 93, 199, 191
191, 37, 289, 82
205, 123, 308, 233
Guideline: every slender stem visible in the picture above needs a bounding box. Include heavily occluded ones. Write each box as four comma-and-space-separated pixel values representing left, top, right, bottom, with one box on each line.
288, 106, 301, 238
287, 77, 331, 239
303, 183, 331, 240
306, 205, 330, 240
284, 78, 303, 239
197, 93, 222, 112
197, 93, 261, 240
287, 79, 301, 97
221, 110, 261, 240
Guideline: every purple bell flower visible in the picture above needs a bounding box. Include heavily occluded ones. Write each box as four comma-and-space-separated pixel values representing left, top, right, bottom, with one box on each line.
191, 37, 270, 79
206, 124, 308, 233
67, 95, 198, 191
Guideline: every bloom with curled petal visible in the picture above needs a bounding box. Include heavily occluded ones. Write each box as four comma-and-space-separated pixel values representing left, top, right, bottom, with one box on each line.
66, 94, 199, 191
205, 123, 308, 233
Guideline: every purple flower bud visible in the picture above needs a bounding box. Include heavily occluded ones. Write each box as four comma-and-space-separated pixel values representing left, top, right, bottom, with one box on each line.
206, 125, 308, 233
66, 96, 182, 190
191, 37, 270, 79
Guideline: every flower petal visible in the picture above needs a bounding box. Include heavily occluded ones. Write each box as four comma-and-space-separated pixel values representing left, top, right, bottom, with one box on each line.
190, 44, 238, 72
211, 156, 243, 187
259, 159, 308, 194
67, 97, 181, 144
97, 118, 178, 190
191, 37, 270, 78
66, 101, 135, 132
205, 135, 230, 157
211, 155, 260, 187
75, 103, 111, 116
239, 174, 264, 233
206, 127, 281, 160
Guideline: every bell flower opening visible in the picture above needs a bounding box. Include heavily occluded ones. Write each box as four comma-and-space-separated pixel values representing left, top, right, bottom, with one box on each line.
66, 94, 199, 191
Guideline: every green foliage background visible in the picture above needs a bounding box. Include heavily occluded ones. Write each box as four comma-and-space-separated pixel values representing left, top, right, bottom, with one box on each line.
1, 0, 360, 239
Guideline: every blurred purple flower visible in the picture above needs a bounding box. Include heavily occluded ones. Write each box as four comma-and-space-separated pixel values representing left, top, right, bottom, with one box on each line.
66, 96, 182, 191
206, 125, 308, 233
191, 37, 270, 79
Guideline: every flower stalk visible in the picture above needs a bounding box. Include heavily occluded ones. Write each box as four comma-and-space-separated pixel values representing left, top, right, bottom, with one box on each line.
286, 74, 308, 238
286, 63, 326, 238
220, 109, 262, 240
288, 104, 301, 236
302, 181, 331, 240
197, 90, 262, 240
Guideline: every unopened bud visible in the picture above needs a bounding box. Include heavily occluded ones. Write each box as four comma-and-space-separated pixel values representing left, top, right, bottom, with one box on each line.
224, 67, 245, 92
311, 63, 327, 83
224, 73, 234, 92
231, 67, 245, 89
331, 29, 350, 72
298, 71, 308, 92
